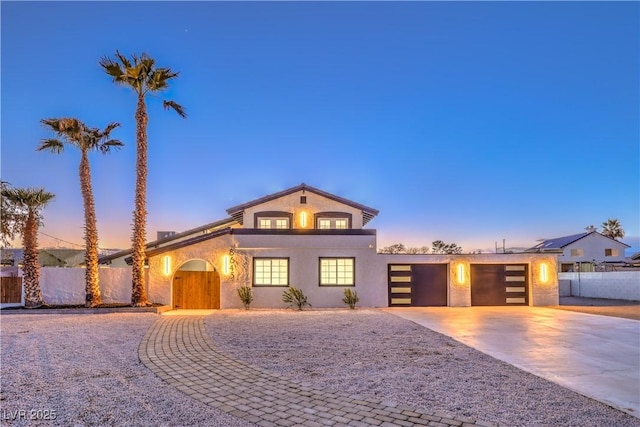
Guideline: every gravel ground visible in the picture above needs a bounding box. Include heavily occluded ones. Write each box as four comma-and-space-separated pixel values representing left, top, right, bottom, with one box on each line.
205, 309, 640, 427
0, 313, 253, 427
554, 297, 640, 320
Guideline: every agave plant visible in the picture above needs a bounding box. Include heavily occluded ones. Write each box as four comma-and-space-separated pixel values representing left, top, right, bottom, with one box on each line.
237, 286, 253, 310
342, 288, 359, 309
282, 287, 311, 311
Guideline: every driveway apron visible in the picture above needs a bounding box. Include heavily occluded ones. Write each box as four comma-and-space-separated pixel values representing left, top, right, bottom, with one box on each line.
384, 307, 640, 418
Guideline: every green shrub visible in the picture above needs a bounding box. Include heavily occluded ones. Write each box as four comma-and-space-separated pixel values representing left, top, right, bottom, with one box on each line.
342, 288, 359, 309
282, 287, 311, 310
237, 286, 253, 310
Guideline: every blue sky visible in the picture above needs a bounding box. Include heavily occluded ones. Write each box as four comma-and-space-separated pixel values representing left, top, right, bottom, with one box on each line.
2, 1, 638, 254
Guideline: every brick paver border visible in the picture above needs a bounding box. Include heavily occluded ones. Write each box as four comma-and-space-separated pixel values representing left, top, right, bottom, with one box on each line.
138, 316, 495, 427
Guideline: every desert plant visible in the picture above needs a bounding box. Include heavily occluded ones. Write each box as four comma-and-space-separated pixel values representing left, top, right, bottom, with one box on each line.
282, 287, 311, 311
237, 286, 253, 310
342, 288, 359, 309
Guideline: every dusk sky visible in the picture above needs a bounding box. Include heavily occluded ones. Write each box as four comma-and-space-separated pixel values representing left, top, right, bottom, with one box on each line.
2, 1, 638, 255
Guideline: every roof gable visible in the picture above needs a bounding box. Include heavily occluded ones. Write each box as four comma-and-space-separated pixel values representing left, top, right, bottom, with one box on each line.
226, 183, 379, 225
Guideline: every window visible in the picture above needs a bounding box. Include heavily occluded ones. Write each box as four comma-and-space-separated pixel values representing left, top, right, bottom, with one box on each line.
320, 258, 354, 286
254, 258, 289, 286
258, 218, 289, 229
317, 218, 349, 229
605, 248, 619, 257
570, 249, 584, 257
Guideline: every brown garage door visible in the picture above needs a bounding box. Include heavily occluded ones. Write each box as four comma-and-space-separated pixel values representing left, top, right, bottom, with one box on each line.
173, 270, 220, 309
471, 264, 528, 306
388, 264, 447, 307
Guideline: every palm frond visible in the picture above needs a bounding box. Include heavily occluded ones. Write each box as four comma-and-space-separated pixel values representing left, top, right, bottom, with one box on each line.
163, 100, 187, 118
101, 122, 121, 137
99, 139, 125, 154
115, 50, 132, 68
36, 139, 65, 154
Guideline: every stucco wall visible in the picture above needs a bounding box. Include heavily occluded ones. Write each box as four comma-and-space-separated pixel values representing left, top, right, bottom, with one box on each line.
38, 267, 133, 305
241, 189, 365, 229
559, 271, 640, 301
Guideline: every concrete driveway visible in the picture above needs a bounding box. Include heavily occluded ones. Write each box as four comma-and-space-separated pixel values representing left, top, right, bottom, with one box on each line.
384, 306, 640, 418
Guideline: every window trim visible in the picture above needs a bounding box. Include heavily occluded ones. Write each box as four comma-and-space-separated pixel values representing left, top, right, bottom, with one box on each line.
314, 212, 353, 229
253, 257, 290, 287
253, 211, 293, 229
318, 257, 356, 286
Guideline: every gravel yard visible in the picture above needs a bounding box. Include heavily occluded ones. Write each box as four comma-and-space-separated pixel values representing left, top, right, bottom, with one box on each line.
0, 313, 252, 427
1, 310, 638, 427
206, 309, 640, 427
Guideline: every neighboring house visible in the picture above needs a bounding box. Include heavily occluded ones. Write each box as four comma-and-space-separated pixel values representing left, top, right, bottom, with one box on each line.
526, 231, 630, 272
1, 248, 85, 267
100, 183, 558, 309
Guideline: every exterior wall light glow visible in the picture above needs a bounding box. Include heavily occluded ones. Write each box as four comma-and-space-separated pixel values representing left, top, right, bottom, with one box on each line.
300, 211, 308, 228
457, 264, 465, 284
163, 256, 171, 276
540, 263, 548, 283
223, 255, 230, 275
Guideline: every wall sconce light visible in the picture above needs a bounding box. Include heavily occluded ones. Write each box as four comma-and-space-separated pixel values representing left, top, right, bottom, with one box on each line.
163, 256, 171, 276
300, 211, 307, 228
223, 255, 230, 275
540, 263, 548, 283
457, 264, 465, 284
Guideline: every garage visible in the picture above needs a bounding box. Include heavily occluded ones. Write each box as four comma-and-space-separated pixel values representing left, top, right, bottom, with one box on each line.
388, 264, 447, 307
471, 264, 529, 306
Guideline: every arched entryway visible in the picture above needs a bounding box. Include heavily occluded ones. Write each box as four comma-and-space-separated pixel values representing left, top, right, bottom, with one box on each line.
172, 259, 220, 309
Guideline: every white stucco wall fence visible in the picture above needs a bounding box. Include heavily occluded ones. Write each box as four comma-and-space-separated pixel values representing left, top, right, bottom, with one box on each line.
40, 267, 133, 305
559, 271, 640, 301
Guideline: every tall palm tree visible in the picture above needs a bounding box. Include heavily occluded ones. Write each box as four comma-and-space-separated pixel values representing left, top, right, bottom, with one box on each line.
38, 118, 123, 307
0, 187, 55, 308
100, 51, 186, 306
601, 219, 625, 240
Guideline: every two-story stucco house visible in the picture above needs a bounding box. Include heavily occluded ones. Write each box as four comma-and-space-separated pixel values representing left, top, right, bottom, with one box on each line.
526, 231, 630, 272
100, 183, 558, 309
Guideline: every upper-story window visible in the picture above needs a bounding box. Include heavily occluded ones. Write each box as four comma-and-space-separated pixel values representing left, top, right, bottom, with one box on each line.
259, 218, 289, 229
254, 211, 292, 229
605, 248, 619, 257
318, 218, 348, 229
315, 212, 352, 230
570, 249, 584, 257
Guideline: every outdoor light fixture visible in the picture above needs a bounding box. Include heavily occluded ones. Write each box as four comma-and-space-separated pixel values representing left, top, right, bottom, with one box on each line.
300, 211, 308, 228
163, 256, 171, 276
223, 255, 230, 275
540, 263, 548, 283
457, 264, 465, 284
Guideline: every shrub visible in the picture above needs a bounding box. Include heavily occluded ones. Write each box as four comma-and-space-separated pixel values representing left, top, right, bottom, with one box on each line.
237, 286, 253, 310
342, 288, 359, 309
282, 287, 311, 310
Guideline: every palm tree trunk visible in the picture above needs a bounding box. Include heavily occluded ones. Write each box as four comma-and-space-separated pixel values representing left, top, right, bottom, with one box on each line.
80, 151, 102, 307
23, 209, 44, 308
131, 93, 150, 306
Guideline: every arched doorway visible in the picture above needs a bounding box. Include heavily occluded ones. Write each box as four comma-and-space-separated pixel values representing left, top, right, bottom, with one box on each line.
172, 259, 220, 309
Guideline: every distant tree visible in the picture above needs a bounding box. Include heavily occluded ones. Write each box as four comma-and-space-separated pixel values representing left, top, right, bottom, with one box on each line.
1, 181, 25, 246
38, 117, 123, 307
601, 219, 625, 240
378, 243, 406, 254
378, 243, 432, 254
0, 187, 55, 307
431, 240, 463, 254
100, 51, 186, 306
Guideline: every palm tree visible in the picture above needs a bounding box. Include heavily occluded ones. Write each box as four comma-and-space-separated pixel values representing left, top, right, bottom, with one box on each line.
0, 187, 55, 308
38, 118, 123, 307
100, 51, 186, 306
1, 181, 23, 247
601, 219, 625, 240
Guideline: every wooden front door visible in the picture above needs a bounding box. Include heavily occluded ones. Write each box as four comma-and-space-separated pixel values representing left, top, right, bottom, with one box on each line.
173, 270, 220, 309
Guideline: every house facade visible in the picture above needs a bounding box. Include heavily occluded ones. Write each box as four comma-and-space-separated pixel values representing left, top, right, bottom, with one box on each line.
526, 231, 630, 272
100, 184, 558, 309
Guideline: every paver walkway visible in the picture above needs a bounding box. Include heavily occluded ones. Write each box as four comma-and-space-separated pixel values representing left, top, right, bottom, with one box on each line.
139, 316, 492, 427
